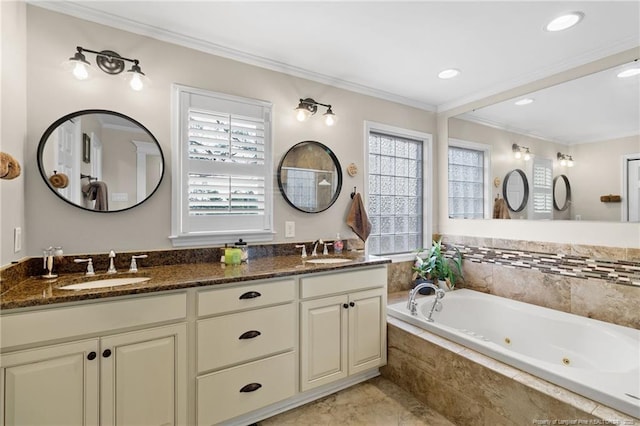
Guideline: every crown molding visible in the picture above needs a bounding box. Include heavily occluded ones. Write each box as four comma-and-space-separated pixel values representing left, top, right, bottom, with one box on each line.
30, 1, 436, 112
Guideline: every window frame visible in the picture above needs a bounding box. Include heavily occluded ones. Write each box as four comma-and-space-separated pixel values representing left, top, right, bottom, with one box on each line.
170, 84, 274, 247
448, 138, 492, 219
364, 121, 432, 263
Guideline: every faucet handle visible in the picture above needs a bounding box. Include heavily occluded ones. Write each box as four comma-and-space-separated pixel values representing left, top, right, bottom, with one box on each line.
129, 255, 148, 273
323, 242, 332, 255
295, 244, 307, 258
107, 250, 117, 274
74, 258, 95, 276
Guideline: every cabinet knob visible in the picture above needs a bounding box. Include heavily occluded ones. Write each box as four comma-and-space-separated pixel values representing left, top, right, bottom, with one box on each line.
343, 303, 349, 309
350, 302, 355, 307
239, 291, 261, 300
87, 351, 97, 361
239, 330, 262, 340
102, 349, 112, 358
239, 383, 262, 393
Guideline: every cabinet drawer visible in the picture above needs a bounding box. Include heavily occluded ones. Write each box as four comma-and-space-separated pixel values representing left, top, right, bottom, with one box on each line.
300, 266, 386, 299
196, 351, 296, 425
0, 293, 187, 349
198, 279, 295, 317
197, 303, 295, 372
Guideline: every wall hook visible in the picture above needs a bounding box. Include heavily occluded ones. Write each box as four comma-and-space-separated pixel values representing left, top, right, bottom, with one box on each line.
350, 186, 356, 199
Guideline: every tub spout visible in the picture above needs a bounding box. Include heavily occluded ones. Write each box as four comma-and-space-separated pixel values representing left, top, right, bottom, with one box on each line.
407, 282, 445, 320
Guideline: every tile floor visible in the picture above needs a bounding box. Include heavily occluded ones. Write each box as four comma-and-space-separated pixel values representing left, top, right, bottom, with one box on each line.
259, 377, 454, 425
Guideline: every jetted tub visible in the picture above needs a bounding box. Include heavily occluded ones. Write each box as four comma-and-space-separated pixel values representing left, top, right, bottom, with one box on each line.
387, 289, 640, 418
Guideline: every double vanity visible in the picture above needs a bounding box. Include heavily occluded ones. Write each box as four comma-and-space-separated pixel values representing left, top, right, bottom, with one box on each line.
0, 249, 389, 426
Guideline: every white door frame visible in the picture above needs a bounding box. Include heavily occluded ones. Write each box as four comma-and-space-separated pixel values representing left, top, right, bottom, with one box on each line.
621, 153, 640, 222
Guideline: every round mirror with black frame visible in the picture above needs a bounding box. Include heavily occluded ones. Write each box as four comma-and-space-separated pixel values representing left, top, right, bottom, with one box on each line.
502, 169, 529, 212
553, 174, 572, 212
277, 140, 342, 213
37, 109, 164, 213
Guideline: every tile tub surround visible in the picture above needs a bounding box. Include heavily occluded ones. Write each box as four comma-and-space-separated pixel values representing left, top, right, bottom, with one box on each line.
381, 315, 638, 425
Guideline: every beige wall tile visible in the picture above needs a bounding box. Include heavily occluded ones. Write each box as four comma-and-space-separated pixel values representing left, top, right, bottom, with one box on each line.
491, 266, 571, 312
626, 247, 640, 262
460, 261, 493, 292
571, 244, 627, 261
387, 260, 414, 293
492, 238, 527, 251
527, 241, 572, 255
570, 277, 640, 329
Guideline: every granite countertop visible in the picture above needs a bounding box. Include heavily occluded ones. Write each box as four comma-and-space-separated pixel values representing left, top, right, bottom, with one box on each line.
0, 253, 390, 311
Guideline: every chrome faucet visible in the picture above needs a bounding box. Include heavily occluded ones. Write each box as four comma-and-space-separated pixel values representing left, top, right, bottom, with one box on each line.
74, 257, 95, 276
311, 239, 323, 256
129, 254, 148, 273
407, 282, 446, 321
322, 241, 332, 255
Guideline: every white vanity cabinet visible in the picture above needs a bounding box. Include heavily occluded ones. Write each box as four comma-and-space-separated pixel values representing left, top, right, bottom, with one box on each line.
195, 279, 297, 426
0, 293, 188, 426
299, 266, 387, 391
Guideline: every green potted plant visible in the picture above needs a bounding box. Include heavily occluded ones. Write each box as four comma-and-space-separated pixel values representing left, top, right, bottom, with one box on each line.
412, 239, 463, 292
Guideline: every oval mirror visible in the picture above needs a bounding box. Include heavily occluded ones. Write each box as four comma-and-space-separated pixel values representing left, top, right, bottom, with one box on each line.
277, 141, 342, 213
553, 174, 571, 211
502, 169, 529, 212
37, 110, 164, 212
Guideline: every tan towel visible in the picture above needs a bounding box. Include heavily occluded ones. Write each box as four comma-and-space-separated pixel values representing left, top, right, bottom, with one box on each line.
492, 197, 511, 219
82, 181, 109, 211
346, 193, 372, 242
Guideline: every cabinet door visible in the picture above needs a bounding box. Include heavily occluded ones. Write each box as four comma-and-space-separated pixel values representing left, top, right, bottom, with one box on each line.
0, 339, 99, 426
348, 288, 387, 375
300, 295, 348, 391
100, 323, 187, 426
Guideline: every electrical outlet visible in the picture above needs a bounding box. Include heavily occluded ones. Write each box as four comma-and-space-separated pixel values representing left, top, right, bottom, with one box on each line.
285, 221, 295, 238
14, 227, 21, 253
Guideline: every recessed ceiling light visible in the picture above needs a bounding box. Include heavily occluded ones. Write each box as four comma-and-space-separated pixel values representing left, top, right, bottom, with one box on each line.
438, 68, 460, 79
545, 12, 584, 32
617, 67, 640, 78
514, 98, 534, 106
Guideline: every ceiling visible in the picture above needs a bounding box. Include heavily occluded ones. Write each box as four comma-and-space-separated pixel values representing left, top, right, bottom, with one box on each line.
34, 1, 640, 142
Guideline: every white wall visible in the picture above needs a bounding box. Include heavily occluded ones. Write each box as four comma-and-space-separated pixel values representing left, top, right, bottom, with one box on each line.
438, 47, 640, 248
23, 6, 436, 259
1, 1, 28, 266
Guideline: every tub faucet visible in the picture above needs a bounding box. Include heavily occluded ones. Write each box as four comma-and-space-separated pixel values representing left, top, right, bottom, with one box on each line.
407, 282, 445, 321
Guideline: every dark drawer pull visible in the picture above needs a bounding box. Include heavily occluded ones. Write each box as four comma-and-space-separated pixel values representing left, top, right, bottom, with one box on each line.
87, 351, 97, 361
350, 301, 355, 307
102, 349, 112, 358
239, 291, 261, 300
239, 330, 262, 340
343, 303, 349, 309
239, 383, 262, 393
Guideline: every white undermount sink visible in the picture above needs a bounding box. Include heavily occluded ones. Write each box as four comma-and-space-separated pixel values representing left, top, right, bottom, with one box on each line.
59, 277, 151, 291
305, 258, 352, 264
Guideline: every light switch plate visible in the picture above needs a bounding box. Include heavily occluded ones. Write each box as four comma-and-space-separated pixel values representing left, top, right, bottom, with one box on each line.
285, 221, 295, 238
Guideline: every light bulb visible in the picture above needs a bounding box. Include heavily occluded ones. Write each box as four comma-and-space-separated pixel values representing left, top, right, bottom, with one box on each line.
324, 114, 336, 126
523, 150, 531, 161
72, 62, 89, 80
545, 12, 584, 32
129, 73, 144, 91
560, 158, 567, 166
296, 109, 309, 122
567, 158, 574, 167
514, 151, 522, 159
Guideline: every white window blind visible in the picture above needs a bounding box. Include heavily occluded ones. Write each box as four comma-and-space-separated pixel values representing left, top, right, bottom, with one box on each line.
171, 85, 273, 245
531, 157, 553, 220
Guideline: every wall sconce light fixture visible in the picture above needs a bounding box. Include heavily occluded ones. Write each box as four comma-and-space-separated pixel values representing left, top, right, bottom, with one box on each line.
512, 143, 531, 161
65, 46, 148, 91
557, 152, 574, 167
294, 98, 337, 126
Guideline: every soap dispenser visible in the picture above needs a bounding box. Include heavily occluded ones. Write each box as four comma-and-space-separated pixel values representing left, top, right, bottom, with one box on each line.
234, 238, 248, 262
333, 233, 343, 254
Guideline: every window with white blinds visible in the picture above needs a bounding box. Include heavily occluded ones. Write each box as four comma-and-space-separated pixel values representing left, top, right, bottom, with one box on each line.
448, 140, 490, 219
365, 122, 432, 258
171, 85, 273, 246
531, 157, 553, 220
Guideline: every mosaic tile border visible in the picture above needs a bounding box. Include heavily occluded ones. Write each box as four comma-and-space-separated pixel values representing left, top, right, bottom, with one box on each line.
442, 239, 640, 287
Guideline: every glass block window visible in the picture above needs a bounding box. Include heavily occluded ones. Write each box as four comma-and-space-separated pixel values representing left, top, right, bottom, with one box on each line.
367, 132, 423, 256
448, 146, 485, 219
171, 85, 273, 245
